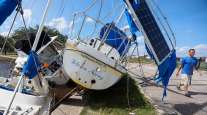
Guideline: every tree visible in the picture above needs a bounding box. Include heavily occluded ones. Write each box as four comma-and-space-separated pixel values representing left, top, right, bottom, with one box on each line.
0, 26, 68, 54
0, 35, 15, 54
10, 26, 67, 44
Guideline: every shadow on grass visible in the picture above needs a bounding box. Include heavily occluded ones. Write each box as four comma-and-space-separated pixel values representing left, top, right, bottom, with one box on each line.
81, 74, 155, 115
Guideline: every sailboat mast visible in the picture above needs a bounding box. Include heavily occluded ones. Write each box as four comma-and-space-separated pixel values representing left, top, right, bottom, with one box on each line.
32, 0, 52, 51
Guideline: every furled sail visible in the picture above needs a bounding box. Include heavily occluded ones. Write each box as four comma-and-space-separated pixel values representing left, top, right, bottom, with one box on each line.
0, 0, 18, 25
100, 23, 130, 56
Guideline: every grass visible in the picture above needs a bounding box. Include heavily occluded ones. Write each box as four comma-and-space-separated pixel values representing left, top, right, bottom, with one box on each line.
81, 74, 156, 115
199, 62, 207, 71
128, 57, 154, 64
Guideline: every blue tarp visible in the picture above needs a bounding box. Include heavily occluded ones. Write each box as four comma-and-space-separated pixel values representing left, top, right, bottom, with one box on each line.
157, 50, 176, 100
0, 0, 18, 25
22, 51, 41, 79
145, 39, 176, 100
124, 0, 140, 34
100, 23, 129, 56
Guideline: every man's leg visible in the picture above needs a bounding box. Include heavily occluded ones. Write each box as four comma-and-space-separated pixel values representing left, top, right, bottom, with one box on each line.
177, 77, 182, 90
182, 74, 190, 97
189, 75, 192, 85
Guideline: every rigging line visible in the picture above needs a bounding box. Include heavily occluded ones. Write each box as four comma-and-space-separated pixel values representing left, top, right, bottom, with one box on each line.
87, 0, 103, 39
115, 7, 126, 25
18, 3, 33, 49
68, 14, 76, 39
125, 43, 144, 79
77, 16, 87, 40
38, 0, 65, 54
56, 0, 66, 17
126, 72, 131, 108
151, 0, 176, 47
102, 3, 123, 20
135, 42, 146, 78
0, 9, 19, 54
72, 13, 129, 41
69, 0, 99, 40
147, 0, 174, 49
72, 0, 98, 15
83, 0, 97, 13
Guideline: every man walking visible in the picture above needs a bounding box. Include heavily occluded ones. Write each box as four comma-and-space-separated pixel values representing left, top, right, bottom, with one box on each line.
176, 49, 199, 97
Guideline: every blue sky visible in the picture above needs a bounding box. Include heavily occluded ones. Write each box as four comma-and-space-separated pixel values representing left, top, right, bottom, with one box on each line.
0, 0, 206, 57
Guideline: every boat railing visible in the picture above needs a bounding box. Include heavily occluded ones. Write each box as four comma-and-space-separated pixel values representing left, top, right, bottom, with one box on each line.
68, 13, 131, 64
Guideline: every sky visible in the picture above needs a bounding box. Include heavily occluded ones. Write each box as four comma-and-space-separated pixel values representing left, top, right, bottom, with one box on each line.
0, 0, 206, 57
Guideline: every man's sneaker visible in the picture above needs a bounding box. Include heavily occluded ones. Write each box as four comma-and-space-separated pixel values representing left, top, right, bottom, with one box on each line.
184, 93, 191, 97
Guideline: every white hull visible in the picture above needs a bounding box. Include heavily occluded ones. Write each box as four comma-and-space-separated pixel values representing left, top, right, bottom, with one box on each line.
0, 86, 51, 115
63, 39, 126, 90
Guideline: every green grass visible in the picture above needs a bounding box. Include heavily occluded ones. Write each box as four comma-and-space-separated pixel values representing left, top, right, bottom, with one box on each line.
128, 57, 154, 64
81, 74, 156, 115
199, 62, 207, 71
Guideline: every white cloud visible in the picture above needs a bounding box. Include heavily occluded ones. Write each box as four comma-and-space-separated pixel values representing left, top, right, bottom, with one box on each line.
176, 44, 207, 57
23, 9, 32, 24
48, 17, 68, 32
85, 17, 94, 23
193, 44, 207, 57
194, 44, 207, 51
0, 31, 8, 36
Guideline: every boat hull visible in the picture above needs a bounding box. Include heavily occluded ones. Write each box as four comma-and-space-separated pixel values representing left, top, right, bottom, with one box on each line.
0, 88, 51, 115
63, 39, 126, 90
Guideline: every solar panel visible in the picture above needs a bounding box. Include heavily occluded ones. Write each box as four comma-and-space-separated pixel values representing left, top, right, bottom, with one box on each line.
127, 0, 171, 63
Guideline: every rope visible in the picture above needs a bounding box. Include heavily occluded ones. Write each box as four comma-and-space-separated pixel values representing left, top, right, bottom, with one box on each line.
0, 9, 19, 54
150, 0, 176, 47
86, 0, 103, 40
126, 72, 131, 108
147, 0, 174, 49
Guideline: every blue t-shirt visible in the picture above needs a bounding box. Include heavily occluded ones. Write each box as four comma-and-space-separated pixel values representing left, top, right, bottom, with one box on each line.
181, 56, 197, 75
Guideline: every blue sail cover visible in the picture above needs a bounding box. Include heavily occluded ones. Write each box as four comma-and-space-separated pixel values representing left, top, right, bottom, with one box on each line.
100, 23, 129, 56
124, 0, 177, 100
156, 50, 176, 100
125, 9, 139, 34
0, 0, 18, 26
124, 0, 140, 34
22, 51, 41, 79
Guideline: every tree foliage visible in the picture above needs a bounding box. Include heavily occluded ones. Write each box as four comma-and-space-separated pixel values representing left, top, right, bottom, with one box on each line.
0, 35, 15, 54
0, 26, 68, 54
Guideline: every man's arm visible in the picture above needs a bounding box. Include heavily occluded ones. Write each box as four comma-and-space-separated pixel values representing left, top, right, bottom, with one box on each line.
176, 65, 182, 77
195, 58, 202, 76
